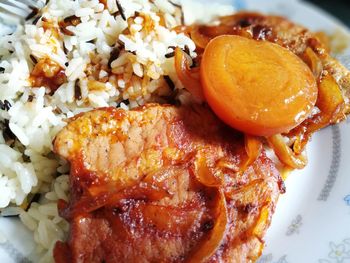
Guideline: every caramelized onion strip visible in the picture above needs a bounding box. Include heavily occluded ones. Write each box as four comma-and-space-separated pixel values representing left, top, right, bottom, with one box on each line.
290, 73, 345, 153
62, 181, 171, 219
244, 134, 262, 168
317, 73, 346, 123
187, 189, 228, 263
267, 134, 307, 169
174, 47, 205, 102
301, 47, 323, 78
193, 151, 223, 187
190, 25, 211, 49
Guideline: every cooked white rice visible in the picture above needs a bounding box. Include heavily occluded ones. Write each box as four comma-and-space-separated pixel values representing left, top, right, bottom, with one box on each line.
0, 0, 234, 261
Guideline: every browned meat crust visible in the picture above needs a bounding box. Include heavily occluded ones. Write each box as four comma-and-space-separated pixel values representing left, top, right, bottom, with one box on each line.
53, 104, 284, 263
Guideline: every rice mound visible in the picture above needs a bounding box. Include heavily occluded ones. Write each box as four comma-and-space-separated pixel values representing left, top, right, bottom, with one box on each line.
0, 0, 234, 261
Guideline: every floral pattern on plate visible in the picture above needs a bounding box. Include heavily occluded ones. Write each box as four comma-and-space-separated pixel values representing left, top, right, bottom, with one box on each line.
319, 239, 350, 263
257, 254, 288, 263
285, 215, 303, 236
1, 0, 350, 262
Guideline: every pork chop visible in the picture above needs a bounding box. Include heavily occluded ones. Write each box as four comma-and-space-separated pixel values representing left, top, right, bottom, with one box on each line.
53, 104, 284, 263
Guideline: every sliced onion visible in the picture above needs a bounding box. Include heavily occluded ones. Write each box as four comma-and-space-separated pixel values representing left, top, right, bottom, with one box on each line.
173, 25, 191, 34
252, 205, 270, 237
289, 73, 346, 153
63, 180, 171, 219
301, 47, 323, 78
267, 134, 307, 169
244, 134, 262, 168
190, 25, 211, 49
188, 189, 228, 263
193, 151, 223, 187
174, 47, 205, 102
317, 73, 346, 123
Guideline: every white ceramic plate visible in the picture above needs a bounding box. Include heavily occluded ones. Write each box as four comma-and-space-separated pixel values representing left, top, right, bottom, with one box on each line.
0, 0, 350, 262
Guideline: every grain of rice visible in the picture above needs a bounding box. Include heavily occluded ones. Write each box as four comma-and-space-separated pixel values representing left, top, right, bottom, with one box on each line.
88, 93, 109, 107
52, 216, 63, 225
99, 69, 108, 79
9, 123, 29, 146
111, 52, 129, 68
38, 203, 58, 217
28, 207, 47, 222
119, 102, 129, 110
54, 181, 68, 201
118, 78, 126, 88
20, 211, 38, 231
38, 220, 50, 249
75, 7, 94, 18
45, 191, 58, 201
132, 62, 143, 77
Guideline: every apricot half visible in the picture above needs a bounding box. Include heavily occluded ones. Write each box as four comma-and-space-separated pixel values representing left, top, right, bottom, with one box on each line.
200, 35, 318, 136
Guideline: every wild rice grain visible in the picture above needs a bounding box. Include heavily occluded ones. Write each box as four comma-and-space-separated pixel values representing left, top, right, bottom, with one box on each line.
74, 80, 82, 100
164, 76, 175, 91
165, 51, 175, 58
63, 15, 81, 26
32, 15, 42, 25
1, 120, 16, 142
184, 45, 190, 56
30, 55, 38, 64
59, 26, 74, 36
116, 0, 126, 21
169, 1, 181, 8
0, 100, 12, 111
108, 47, 121, 69
28, 95, 35, 102
26, 7, 39, 21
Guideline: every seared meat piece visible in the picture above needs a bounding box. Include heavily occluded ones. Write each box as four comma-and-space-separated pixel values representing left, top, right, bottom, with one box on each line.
53, 104, 284, 263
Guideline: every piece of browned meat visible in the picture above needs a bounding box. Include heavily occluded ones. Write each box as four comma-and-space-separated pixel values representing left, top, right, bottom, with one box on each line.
53, 104, 284, 263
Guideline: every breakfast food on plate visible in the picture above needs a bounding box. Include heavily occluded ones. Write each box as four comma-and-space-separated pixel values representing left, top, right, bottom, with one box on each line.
53, 104, 284, 262
0, 0, 349, 262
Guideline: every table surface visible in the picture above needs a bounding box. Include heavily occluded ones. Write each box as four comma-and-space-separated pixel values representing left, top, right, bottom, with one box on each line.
305, 0, 350, 28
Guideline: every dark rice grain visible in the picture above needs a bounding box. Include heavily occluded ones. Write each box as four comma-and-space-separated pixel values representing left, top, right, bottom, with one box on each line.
30, 55, 37, 64
164, 76, 175, 91
116, 0, 126, 21
0, 100, 12, 111
74, 80, 82, 100
108, 47, 121, 69
32, 15, 42, 25
25, 7, 39, 21
165, 51, 175, 58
